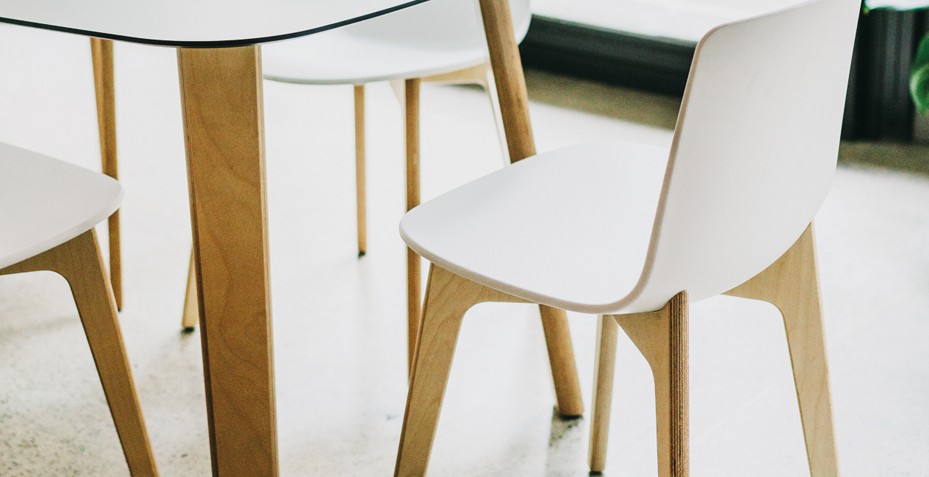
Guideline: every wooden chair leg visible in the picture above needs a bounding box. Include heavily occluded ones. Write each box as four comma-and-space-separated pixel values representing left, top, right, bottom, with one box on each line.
0, 230, 158, 476
476, 0, 584, 419
91, 38, 122, 311
725, 225, 838, 476
589, 314, 619, 473
615, 292, 689, 477
394, 264, 524, 477
354, 84, 367, 257
539, 306, 584, 417
181, 249, 198, 332
404, 78, 422, 374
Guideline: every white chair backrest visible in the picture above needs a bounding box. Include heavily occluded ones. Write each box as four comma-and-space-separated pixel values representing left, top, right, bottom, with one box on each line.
625, 0, 859, 312
344, 0, 532, 48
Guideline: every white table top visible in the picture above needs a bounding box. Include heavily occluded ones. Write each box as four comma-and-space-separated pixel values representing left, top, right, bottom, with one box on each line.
0, 0, 431, 47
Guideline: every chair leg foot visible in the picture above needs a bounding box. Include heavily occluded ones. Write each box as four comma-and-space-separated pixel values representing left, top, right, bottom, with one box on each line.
180, 250, 199, 331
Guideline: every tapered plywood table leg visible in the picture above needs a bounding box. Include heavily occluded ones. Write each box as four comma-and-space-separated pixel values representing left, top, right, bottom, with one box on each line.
477, 0, 583, 417
91, 37, 122, 310
177, 45, 278, 477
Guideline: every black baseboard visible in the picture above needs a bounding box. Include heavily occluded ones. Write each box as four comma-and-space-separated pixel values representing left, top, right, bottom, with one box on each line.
520, 16, 695, 97
521, 10, 924, 141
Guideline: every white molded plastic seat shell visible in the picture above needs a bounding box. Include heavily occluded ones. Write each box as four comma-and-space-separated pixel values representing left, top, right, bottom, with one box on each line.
400, 0, 860, 315
401, 142, 668, 313
0, 143, 123, 270
261, 0, 531, 85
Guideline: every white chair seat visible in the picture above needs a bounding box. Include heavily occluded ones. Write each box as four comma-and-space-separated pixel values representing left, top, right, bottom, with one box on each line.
261, 0, 531, 85
400, 141, 668, 314
0, 143, 123, 269
263, 29, 489, 85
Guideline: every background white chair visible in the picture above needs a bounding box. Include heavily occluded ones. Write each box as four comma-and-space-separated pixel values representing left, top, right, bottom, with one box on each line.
392, 0, 860, 475
0, 142, 158, 476
234, 0, 533, 364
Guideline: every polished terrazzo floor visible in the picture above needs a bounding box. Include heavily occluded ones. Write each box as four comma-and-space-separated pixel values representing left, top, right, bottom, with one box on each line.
1, 24, 927, 476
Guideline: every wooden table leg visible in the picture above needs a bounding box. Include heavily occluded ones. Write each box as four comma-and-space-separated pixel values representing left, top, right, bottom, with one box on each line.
477, 0, 584, 417
177, 45, 278, 477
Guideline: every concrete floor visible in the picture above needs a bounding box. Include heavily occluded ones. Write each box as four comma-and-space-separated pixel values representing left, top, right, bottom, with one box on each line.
1, 24, 928, 476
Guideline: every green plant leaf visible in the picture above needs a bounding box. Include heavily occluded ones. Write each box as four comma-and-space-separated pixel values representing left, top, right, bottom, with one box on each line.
911, 34, 929, 114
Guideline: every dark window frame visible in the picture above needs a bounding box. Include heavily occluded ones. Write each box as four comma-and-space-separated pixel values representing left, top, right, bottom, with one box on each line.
520, 8, 925, 141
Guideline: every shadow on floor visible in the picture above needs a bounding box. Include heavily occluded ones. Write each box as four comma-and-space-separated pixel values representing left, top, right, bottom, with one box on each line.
839, 141, 929, 177
525, 69, 681, 131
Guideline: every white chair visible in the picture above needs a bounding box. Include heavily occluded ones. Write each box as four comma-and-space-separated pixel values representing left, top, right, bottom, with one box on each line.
193, 0, 532, 363
392, 0, 859, 475
0, 142, 158, 476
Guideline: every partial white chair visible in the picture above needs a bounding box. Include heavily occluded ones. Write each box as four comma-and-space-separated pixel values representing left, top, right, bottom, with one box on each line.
0, 142, 158, 476
392, 0, 859, 475
183, 0, 532, 365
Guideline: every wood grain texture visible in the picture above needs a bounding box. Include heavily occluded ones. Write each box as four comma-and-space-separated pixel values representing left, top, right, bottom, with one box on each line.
478, 0, 582, 418
589, 314, 618, 472
177, 45, 278, 477
539, 305, 583, 416
354, 84, 367, 256
395, 265, 526, 477
725, 225, 838, 476
91, 38, 122, 310
0, 230, 158, 476
405, 78, 422, 373
181, 250, 198, 331
420, 63, 488, 84
615, 292, 689, 477
477, 0, 534, 161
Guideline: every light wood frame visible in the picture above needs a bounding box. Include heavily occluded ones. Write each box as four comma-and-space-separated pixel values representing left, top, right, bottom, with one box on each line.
90, 38, 122, 310
176, 45, 278, 477
393, 262, 685, 477
0, 230, 158, 476
587, 225, 838, 477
